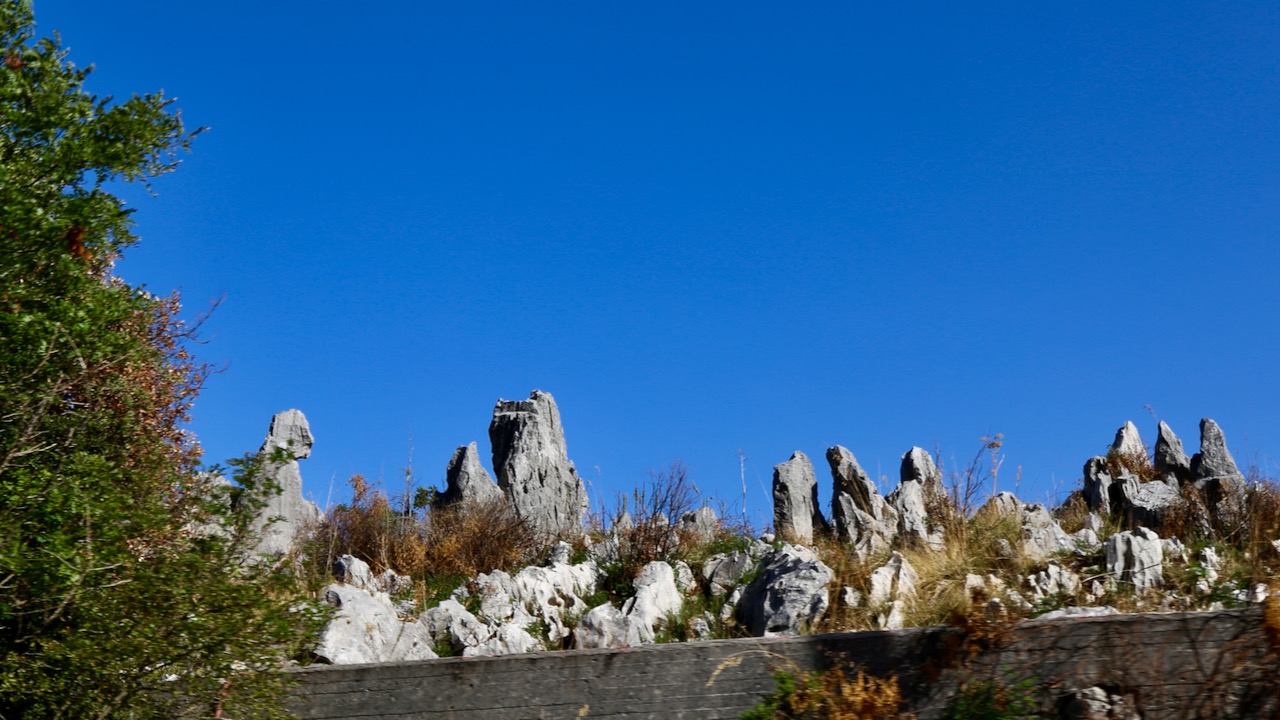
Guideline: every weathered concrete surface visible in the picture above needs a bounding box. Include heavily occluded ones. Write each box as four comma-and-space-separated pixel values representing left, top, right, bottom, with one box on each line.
291, 607, 1275, 719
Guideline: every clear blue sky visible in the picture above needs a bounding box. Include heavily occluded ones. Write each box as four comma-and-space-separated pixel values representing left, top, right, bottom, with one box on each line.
35, 2, 1280, 529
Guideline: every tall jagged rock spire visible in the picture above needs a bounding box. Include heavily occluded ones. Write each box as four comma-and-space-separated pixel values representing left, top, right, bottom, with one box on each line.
489, 390, 587, 538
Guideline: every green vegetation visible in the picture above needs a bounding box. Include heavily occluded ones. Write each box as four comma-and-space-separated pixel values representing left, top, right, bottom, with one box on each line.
0, 4, 317, 717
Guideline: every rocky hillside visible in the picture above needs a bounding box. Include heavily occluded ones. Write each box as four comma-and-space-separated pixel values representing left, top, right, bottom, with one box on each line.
237, 392, 1279, 666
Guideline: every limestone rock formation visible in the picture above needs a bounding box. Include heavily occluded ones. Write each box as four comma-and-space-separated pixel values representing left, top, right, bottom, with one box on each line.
572, 603, 646, 649
772, 451, 827, 544
488, 390, 587, 538
437, 442, 502, 507
702, 550, 758, 597
1105, 528, 1163, 592
251, 409, 322, 556
315, 583, 437, 664
887, 448, 944, 550
1191, 418, 1244, 483
737, 544, 833, 637
1154, 420, 1191, 485
1021, 503, 1075, 559
620, 561, 683, 643
827, 446, 897, 557
1191, 418, 1247, 524
1110, 421, 1146, 458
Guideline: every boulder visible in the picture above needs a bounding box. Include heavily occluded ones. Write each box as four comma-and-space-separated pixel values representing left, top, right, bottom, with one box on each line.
702, 551, 756, 597
250, 409, 323, 556
772, 451, 827, 544
1154, 421, 1192, 485
437, 442, 502, 507
1059, 686, 1141, 720
572, 603, 645, 649
1028, 563, 1081, 600
1024, 502, 1075, 558
737, 544, 833, 637
1105, 528, 1163, 593
827, 446, 897, 556
488, 390, 588, 538
868, 551, 918, 606
620, 561, 683, 643
1113, 476, 1181, 529
678, 506, 719, 544
316, 583, 436, 664
978, 491, 1022, 520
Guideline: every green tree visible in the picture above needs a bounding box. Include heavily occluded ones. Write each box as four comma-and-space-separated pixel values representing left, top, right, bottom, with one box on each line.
0, 3, 317, 717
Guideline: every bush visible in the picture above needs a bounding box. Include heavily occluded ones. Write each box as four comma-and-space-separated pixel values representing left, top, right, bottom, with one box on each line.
0, 5, 316, 716
742, 664, 911, 720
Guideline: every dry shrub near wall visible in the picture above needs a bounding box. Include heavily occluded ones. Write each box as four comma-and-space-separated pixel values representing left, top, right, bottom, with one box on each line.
741, 659, 913, 720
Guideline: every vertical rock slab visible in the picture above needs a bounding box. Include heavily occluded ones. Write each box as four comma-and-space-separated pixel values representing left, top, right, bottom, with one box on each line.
438, 442, 502, 507
1154, 421, 1192, 486
252, 409, 322, 556
887, 448, 944, 550
1081, 457, 1113, 516
827, 445, 896, 556
772, 451, 826, 544
1190, 418, 1247, 526
489, 390, 587, 538
1191, 418, 1245, 483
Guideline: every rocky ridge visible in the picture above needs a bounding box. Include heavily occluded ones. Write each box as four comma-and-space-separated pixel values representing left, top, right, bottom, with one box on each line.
234, 401, 1278, 670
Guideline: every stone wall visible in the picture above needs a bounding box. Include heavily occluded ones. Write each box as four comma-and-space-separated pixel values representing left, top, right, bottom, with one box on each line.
290, 607, 1275, 719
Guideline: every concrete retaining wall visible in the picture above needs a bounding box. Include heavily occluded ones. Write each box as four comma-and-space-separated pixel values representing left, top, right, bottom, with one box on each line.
291, 607, 1276, 719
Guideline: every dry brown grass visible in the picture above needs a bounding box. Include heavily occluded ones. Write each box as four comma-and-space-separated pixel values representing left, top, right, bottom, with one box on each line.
298, 474, 540, 599
741, 658, 913, 720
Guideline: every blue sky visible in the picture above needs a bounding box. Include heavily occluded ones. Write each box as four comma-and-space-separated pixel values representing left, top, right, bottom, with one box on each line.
35, 2, 1280, 528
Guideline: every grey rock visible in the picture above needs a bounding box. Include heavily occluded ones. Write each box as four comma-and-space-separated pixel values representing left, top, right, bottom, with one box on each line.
678, 506, 719, 544
332, 554, 376, 590
1110, 421, 1146, 458
1028, 563, 1080, 600
316, 583, 437, 664
887, 457, 944, 551
1191, 419, 1247, 524
465, 622, 540, 657
572, 603, 645, 649
1059, 686, 1141, 720
422, 598, 491, 653
438, 442, 502, 507
772, 451, 827, 544
1105, 528, 1163, 592
978, 491, 1022, 519
1154, 421, 1192, 485
620, 561, 683, 643
251, 410, 323, 556
702, 551, 755, 597
868, 551, 918, 606
489, 390, 588, 538
737, 544, 833, 637
1022, 503, 1075, 559
673, 560, 697, 595
1114, 475, 1181, 528
827, 446, 897, 556
901, 446, 946, 504
1082, 457, 1113, 516
1191, 418, 1244, 482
